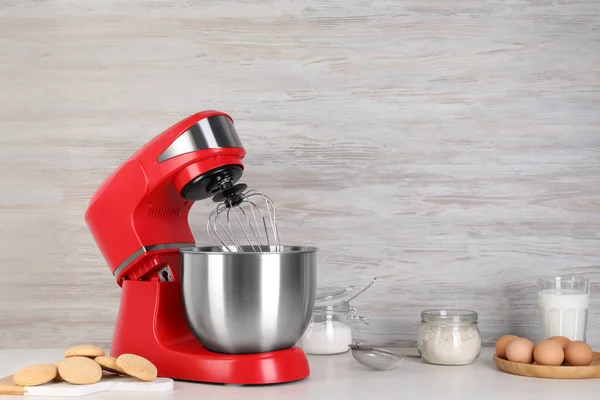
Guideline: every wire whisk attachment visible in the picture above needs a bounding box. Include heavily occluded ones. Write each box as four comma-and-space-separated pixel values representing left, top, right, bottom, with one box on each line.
207, 188, 281, 252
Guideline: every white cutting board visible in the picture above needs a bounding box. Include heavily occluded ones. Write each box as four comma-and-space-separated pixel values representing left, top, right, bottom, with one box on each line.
0, 374, 173, 397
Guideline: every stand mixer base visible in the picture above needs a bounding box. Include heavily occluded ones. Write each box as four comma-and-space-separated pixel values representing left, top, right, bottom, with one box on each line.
110, 280, 311, 384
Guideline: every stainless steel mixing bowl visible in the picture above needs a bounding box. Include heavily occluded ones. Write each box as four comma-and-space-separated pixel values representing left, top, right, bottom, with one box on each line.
180, 245, 317, 354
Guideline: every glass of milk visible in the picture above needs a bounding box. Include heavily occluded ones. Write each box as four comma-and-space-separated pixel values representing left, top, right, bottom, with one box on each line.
538, 276, 590, 341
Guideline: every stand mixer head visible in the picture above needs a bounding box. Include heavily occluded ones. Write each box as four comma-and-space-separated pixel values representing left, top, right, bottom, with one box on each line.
84, 110, 316, 384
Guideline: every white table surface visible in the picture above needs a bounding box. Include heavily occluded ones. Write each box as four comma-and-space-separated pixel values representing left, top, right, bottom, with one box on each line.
0, 347, 598, 399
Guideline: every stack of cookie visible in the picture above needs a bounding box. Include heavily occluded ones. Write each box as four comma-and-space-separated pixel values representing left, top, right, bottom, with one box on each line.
12, 345, 158, 387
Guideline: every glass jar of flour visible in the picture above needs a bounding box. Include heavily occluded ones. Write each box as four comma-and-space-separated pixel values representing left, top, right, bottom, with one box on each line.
418, 309, 482, 365
297, 284, 369, 355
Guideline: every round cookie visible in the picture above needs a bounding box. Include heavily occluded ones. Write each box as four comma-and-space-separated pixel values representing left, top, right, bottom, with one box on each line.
64, 345, 105, 358
116, 354, 157, 381
57, 356, 102, 385
95, 356, 126, 375
13, 363, 57, 386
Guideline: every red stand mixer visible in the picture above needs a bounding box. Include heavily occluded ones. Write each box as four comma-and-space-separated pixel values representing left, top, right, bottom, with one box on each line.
84, 110, 315, 384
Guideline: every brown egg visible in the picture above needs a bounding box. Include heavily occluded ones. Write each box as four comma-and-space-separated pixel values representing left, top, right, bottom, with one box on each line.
548, 336, 571, 349
495, 335, 519, 359
564, 341, 594, 366
505, 338, 535, 364
533, 340, 565, 366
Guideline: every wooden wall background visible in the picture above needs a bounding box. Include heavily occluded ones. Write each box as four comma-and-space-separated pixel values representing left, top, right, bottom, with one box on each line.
0, 0, 599, 349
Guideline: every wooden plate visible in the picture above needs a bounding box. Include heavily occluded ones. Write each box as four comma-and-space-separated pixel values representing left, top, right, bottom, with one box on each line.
493, 352, 600, 379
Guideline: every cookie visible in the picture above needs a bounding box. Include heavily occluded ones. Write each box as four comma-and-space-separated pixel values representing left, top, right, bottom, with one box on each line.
64, 345, 105, 358
13, 363, 57, 386
95, 356, 126, 375
116, 354, 157, 381
57, 357, 102, 385
53, 362, 64, 382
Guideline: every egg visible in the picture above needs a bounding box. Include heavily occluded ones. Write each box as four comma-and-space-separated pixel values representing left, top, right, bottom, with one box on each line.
564, 341, 594, 366
533, 340, 564, 366
495, 335, 519, 359
548, 336, 571, 349
505, 338, 535, 364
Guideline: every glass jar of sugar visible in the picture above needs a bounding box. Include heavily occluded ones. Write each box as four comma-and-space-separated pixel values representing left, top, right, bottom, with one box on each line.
418, 309, 481, 365
297, 303, 356, 355
297, 284, 369, 355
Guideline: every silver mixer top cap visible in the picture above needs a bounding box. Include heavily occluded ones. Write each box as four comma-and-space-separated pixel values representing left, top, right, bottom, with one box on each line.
207, 189, 280, 252
157, 115, 243, 163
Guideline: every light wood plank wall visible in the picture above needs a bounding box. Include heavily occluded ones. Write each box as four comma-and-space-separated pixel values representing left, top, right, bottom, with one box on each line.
0, 0, 599, 349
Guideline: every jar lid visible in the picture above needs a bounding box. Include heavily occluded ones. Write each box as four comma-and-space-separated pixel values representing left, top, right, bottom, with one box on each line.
313, 302, 352, 312
314, 285, 355, 307
421, 309, 478, 324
